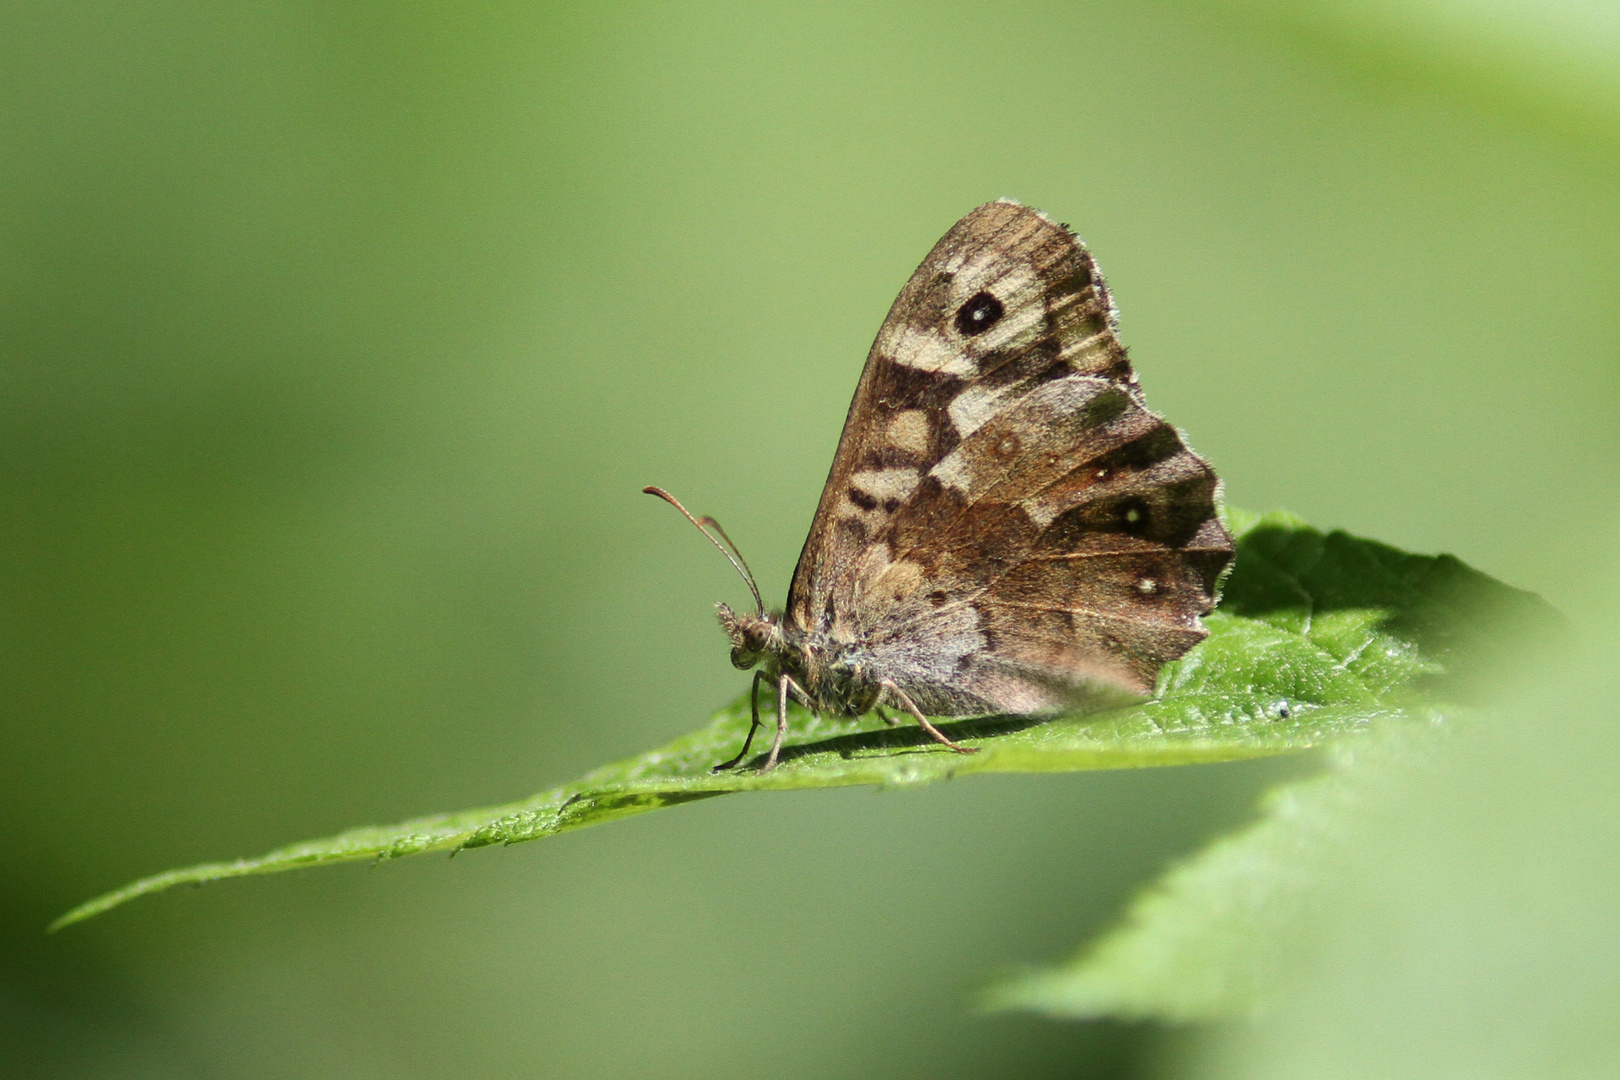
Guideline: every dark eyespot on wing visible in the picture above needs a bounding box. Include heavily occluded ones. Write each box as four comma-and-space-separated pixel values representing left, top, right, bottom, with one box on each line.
1042, 473, 1218, 551
954, 291, 1004, 336
1117, 496, 1150, 532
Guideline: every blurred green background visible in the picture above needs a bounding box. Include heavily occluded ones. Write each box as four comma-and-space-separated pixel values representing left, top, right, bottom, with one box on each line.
4, 1, 1618, 1077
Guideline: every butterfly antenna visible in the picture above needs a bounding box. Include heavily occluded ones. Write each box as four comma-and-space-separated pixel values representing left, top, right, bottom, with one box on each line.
642, 486, 765, 614
696, 514, 751, 578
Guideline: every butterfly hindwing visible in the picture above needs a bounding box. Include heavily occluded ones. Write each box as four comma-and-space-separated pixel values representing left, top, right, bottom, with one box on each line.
785, 200, 1231, 715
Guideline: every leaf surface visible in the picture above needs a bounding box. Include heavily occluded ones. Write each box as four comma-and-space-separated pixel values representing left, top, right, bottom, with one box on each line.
53, 510, 1552, 929
982, 731, 1410, 1021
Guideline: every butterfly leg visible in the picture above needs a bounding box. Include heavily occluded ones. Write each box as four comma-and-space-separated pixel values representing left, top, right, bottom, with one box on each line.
761, 672, 793, 772
713, 670, 767, 773
883, 681, 978, 755
874, 706, 900, 727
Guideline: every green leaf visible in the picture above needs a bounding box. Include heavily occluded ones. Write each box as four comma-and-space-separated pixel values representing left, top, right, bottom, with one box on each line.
1188, 623, 1620, 1077
983, 526, 1561, 1021
981, 729, 1421, 1022
52, 510, 1554, 930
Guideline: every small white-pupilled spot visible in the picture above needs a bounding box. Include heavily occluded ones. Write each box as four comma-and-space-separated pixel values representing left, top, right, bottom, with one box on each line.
1125, 506, 1143, 524
1136, 577, 1158, 595
886, 410, 930, 455
996, 434, 1019, 455
969, 298, 1043, 352
1095, 467, 1109, 480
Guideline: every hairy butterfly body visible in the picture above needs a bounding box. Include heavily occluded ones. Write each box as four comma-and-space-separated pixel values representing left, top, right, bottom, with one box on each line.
651, 200, 1232, 771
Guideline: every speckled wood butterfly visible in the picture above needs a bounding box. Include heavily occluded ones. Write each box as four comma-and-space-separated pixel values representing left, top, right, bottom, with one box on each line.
648, 200, 1232, 771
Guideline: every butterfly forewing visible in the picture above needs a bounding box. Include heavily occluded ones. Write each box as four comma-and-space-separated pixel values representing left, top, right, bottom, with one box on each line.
784, 200, 1231, 714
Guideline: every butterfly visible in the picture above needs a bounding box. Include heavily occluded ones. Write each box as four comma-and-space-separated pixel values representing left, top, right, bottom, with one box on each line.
647, 200, 1232, 771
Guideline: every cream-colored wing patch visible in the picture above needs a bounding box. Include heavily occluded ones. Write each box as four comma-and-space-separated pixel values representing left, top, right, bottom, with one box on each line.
885, 409, 931, 455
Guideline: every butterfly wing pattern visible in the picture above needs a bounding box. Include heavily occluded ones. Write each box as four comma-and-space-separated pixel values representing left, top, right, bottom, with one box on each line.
704, 200, 1231, 769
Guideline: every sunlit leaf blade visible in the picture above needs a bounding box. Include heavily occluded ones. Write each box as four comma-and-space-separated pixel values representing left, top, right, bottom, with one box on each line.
983, 519, 1561, 1022
981, 730, 1409, 1022
52, 510, 1555, 929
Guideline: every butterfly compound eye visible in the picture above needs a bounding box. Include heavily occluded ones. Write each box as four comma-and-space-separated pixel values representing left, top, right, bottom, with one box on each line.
954, 291, 1004, 336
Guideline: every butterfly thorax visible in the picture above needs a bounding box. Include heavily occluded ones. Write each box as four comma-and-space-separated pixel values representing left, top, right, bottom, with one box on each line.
715, 602, 881, 716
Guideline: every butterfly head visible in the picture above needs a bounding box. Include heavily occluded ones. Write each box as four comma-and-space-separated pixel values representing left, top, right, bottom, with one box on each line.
643, 486, 780, 668
715, 603, 785, 671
